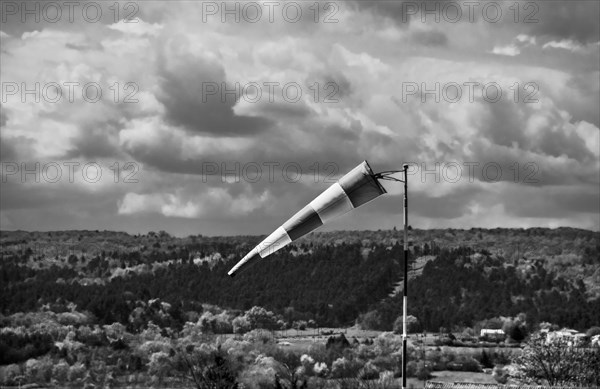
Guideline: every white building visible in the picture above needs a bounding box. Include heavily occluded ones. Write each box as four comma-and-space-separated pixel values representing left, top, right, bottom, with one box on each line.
480, 329, 505, 338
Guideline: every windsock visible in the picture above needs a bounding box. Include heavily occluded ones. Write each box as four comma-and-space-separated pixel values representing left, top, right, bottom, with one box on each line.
228, 160, 386, 277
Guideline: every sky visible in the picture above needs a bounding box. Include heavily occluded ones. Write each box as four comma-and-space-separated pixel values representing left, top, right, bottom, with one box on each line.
0, 0, 599, 237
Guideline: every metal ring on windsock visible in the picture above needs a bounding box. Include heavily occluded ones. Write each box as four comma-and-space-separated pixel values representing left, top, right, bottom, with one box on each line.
228, 161, 386, 277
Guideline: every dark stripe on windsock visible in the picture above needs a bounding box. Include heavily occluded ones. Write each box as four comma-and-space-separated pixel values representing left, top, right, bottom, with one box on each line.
282, 204, 323, 241
338, 161, 387, 208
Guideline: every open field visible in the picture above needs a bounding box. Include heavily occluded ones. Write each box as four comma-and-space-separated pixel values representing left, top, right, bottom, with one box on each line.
274, 328, 522, 354
428, 370, 498, 384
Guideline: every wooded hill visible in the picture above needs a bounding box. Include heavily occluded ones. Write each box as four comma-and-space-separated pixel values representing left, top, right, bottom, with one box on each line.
1, 227, 598, 331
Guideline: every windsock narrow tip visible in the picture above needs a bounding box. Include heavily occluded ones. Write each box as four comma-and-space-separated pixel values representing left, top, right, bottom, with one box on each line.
228, 247, 259, 277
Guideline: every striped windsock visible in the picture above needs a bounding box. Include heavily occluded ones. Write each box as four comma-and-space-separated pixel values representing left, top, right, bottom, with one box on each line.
228, 160, 386, 276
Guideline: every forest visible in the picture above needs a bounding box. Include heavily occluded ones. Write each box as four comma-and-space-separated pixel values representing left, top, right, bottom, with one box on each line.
1, 227, 599, 387
2, 227, 599, 332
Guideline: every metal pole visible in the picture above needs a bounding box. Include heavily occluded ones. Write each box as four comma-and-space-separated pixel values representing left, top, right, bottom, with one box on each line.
401, 164, 408, 389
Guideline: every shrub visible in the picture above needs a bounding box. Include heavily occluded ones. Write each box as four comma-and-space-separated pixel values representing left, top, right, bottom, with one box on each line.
511, 331, 600, 386
358, 361, 379, 380
357, 310, 384, 331
393, 315, 421, 334
233, 316, 251, 334
480, 350, 493, 369
503, 319, 528, 343
24, 359, 40, 383
331, 357, 363, 379
293, 320, 307, 330
415, 361, 432, 381
239, 355, 280, 389
138, 339, 172, 356
52, 360, 69, 382
378, 370, 396, 387
198, 311, 234, 334
67, 362, 86, 382
103, 322, 127, 339
76, 325, 108, 346
0, 364, 22, 386
406, 360, 417, 378
371, 355, 396, 372
313, 361, 328, 377
326, 333, 350, 351
35, 357, 53, 383
356, 343, 378, 361
492, 365, 509, 384
587, 326, 600, 338
57, 311, 91, 326
148, 351, 170, 386
434, 337, 454, 346
244, 306, 279, 331
373, 332, 402, 356
243, 329, 275, 345
461, 357, 482, 372
306, 343, 341, 367
299, 354, 317, 376
0, 330, 54, 364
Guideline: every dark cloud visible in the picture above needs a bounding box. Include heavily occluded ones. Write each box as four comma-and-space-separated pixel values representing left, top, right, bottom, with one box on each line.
409, 186, 482, 219
467, 138, 595, 188
156, 52, 272, 136
0, 104, 7, 127
535, 125, 594, 163
256, 101, 313, 119
475, 97, 595, 169
561, 73, 600, 127
411, 29, 448, 47
0, 135, 37, 162
0, 176, 126, 212
366, 184, 485, 220
65, 41, 103, 52
530, 1, 600, 44
505, 186, 600, 218
320, 72, 354, 100
124, 128, 369, 179
351, 1, 414, 25
354, 0, 599, 46
0, 136, 16, 161
481, 99, 529, 149
0, 0, 154, 36
65, 120, 123, 159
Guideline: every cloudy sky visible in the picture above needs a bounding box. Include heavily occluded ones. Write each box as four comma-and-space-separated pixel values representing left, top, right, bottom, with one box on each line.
1, 0, 599, 236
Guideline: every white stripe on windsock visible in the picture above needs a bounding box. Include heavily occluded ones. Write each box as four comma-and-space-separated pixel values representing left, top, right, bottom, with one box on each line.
309, 182, 355, 224
257, 226, 292, 258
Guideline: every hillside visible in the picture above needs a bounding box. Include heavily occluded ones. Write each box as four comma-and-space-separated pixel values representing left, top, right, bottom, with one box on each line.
1, 228, 599, 331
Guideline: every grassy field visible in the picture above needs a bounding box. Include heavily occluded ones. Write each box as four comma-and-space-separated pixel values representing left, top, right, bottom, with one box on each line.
275, 328, 521, 353
272, 328, 517, 388
275, 327, 383, 339
428, 370, 498, 384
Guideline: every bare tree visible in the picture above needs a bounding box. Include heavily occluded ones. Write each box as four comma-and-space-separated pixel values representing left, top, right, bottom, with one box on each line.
511, 332, 600, 386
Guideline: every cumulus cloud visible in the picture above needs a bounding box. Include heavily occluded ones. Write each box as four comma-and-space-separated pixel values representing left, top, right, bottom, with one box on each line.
1, 0, 598, 235
492, 45, 520, 56
155, 49, 273, 136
